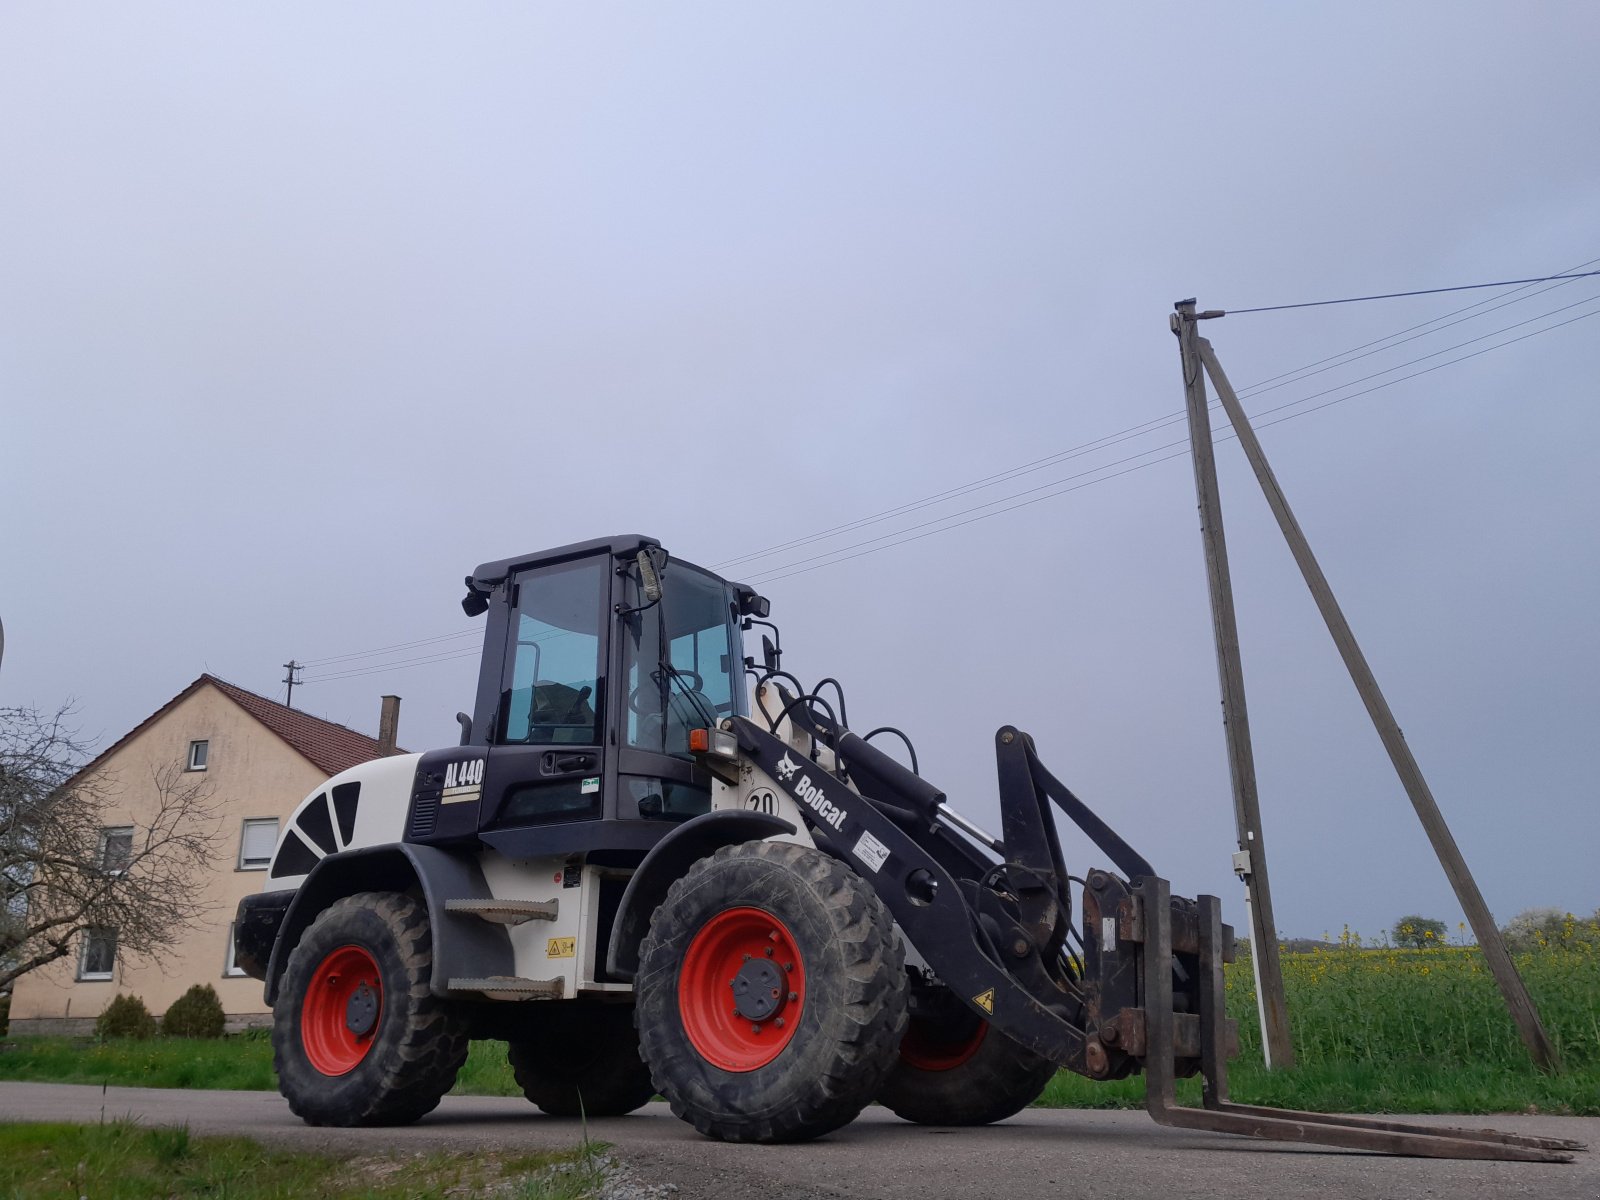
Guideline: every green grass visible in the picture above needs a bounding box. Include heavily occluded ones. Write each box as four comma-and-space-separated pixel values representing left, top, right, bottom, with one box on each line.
0, 1034, 523, 1096
0, 1035, 278, 1091
1030, 941, 1600, 1116
0, 1120, 604, 1200
4, 943, 1595, 1117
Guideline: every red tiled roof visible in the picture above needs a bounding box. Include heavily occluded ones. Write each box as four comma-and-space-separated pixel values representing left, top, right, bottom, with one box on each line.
203, 675, 398, 776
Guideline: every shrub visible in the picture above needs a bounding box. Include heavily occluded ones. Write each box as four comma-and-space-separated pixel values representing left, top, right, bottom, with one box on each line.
0, 991, 10, 1037
160, 984, 226, 1039
95, 994, 158, 1040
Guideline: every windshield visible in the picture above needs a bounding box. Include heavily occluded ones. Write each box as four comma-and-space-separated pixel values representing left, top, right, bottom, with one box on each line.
623, 562, 744, 758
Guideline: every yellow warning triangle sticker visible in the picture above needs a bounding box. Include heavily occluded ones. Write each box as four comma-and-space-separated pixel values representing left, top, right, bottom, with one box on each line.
972, 988, 995, 1015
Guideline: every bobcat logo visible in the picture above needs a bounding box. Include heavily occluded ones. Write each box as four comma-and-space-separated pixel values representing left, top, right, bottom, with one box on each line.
776, 753, 799, 781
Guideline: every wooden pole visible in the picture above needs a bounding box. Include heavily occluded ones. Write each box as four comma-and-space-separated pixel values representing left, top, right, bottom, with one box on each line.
1172, 301, 1296, 1069
1197, 335, 1561, 1072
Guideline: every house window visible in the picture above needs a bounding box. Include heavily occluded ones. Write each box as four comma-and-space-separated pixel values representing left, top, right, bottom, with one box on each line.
187, 740, 209, 771
223, 922, 247, 977
238, 818, 279, 870
99, 827, 134, 875
79, 928, 117, 980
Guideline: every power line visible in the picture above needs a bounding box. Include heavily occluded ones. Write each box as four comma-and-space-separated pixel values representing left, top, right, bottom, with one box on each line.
744, 303, 1600, 585
1225, 270, 1600, 315
288, 267, 1600, 673
299, 628, 479, 668
715, 263, 1599, 574
303, 646, 483, 683
1231, 257, 1600, 399
734, 289, 1600, 581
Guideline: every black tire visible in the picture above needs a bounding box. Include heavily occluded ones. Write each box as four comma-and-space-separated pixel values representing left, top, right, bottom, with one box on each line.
635, 840, 908, 1143
876, 977, 1057, 1126
273, 891, 469, 1127
507, 1003, 656, 1117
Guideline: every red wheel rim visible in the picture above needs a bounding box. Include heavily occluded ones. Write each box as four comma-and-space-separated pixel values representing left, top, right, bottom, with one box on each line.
678, 907, 806, 1072
301, 945, 383, 1076
899, 1015, 987, 1072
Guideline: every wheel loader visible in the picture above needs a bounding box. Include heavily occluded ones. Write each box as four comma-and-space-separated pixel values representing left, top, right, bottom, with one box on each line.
234, 534, 1581, 1161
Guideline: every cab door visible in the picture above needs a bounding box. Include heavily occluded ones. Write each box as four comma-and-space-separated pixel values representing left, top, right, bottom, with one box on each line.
479, 555, 610, 837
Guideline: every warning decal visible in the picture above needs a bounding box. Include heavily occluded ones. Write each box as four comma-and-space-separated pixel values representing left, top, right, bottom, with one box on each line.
972, 988, 995, 1015
547, 937, 576, 959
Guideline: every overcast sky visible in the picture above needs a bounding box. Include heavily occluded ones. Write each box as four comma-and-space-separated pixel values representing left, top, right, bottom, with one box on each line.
2, 4, 1596, 941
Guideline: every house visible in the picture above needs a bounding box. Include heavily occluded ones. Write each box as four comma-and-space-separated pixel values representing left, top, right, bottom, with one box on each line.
7, 674, 401, 1035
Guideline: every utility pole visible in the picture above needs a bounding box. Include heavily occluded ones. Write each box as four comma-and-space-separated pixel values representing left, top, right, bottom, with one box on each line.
282, 660, 303, 708
1195, 335, 1560, 1072
1172, 299, 1296, 1069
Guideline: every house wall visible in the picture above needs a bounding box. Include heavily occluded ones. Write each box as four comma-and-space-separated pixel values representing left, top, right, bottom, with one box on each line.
8, 685, 329, 1034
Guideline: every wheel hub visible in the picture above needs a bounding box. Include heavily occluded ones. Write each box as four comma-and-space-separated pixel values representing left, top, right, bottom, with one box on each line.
731, 958, 786, 1021
678, 906, 808, 1071
345, 981, 379, 1036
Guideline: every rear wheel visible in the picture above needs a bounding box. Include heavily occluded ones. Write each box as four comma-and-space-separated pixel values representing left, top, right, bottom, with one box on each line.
876, 976, 1057, 1125
273, 892, 468, 1126
636, 840, 907, 1143
507, 1003, 656, 1116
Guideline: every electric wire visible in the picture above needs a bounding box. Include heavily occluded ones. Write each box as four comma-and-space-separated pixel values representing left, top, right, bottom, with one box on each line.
1224, 270, 1600, 314
715, 262, 1600, 574
295, 262, 1599, 680
299, 628, 480, 668
744, 303, 1600, 586
1229, 254, 1600, 396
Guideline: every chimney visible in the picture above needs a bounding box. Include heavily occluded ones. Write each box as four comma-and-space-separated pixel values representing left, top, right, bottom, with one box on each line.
377, 695, 401, 756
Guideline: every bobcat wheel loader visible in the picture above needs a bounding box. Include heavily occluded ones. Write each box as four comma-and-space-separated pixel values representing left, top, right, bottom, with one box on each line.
234, 535, 1580, 1161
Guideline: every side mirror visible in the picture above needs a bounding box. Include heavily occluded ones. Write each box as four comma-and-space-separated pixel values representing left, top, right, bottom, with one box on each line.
637, 550, 662, 604
737, 587, 770, 618
461, 577, 490, 617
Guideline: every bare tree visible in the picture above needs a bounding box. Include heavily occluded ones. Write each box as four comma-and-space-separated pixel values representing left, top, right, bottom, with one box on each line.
1, 703, 221, 993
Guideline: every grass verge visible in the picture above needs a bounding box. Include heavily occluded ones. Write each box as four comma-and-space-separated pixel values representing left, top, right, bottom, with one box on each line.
1036, 1058, 1600, 1116
3, 944, 1593, 1116
0, 1035, 522, 1096
0, 1120, 606, 1200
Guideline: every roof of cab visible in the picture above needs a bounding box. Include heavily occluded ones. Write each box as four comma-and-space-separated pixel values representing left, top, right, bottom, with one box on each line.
468, 534, 658, 590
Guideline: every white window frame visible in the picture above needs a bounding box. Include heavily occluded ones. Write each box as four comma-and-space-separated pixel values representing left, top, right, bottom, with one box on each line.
223, 921, 247, 977
187, 739, 209, 771
99, 826, 134, 876
78, 927, 117, 981
238, 817, 279, 871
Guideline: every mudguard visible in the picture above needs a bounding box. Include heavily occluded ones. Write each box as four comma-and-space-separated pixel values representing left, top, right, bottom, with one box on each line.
605, 809, 796, 981
262, 842, 513, 1004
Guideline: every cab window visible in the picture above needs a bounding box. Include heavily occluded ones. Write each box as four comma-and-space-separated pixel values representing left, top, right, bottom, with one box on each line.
500, 557, 606, 746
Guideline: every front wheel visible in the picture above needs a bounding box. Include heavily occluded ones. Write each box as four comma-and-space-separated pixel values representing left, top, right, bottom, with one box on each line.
636, 840, 908, 1143
273, 892, 469, 1126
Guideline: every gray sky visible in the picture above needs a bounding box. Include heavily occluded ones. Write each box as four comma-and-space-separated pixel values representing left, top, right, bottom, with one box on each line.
3, 4, 1596, 941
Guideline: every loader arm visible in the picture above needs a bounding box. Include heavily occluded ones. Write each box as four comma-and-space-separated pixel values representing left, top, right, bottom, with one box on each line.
712, 712, 1582, 1164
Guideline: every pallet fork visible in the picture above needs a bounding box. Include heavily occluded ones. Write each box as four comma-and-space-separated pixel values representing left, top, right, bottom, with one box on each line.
726, 708, 1585, 1164
1139, 879, 1581, 1164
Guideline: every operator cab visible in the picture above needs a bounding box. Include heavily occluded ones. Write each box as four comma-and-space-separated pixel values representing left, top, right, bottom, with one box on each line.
403, 535, 767, 860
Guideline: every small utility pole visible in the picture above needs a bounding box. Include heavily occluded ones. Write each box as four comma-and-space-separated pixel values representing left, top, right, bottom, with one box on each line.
1196, 335, 1560, 1072
1172, 299, 1296, 1069
282, 660, 303, 708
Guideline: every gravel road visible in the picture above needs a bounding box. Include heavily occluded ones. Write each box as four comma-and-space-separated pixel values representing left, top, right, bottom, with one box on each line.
0, 1082, 1591, 1200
